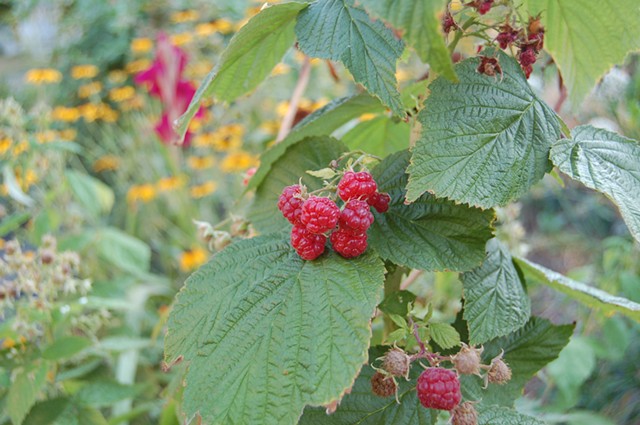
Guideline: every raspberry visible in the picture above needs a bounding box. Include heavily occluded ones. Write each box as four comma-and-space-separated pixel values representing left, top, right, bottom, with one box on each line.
442, 11, 457, 34
496, 25, 520, 49
381, 348, 411, 378
367, 192, 391, 213
278, 185, 305, 225
291, 225, 326, 260
469, 0, 494, 15
416, 367, 461, 411
337, 171, 377, 202
488, 357, 512, 384
330, 229, 368, 258
451, 402, 479, 425
300, 196, 340, 234
477, 56, 502, 78
518, 47, 537, 67
371, 372, 397, 398
452, 343, 483, 376
522, 64, 533, 79
339, 199, 374, 234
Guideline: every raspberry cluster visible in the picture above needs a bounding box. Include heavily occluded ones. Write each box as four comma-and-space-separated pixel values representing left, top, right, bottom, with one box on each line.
277, 171, 390, 261
495, 16, 545, 78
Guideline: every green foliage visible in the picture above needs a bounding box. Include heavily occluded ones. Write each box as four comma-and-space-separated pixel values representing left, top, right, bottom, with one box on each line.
477, 405, 545, 425
65, 170, 114, 219
406, 51, 561, 208
296, 0, 405, 116
41, 336, 92, 361
342, 116, 410, 157
95, 227, 151, 275
428, 322, 460, 349
7, 362, 50, 425
165, 234, 385, 424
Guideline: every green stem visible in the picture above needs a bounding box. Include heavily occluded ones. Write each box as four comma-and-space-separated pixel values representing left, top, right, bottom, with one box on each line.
449, 17, 477, 54
382, 263, 406, 336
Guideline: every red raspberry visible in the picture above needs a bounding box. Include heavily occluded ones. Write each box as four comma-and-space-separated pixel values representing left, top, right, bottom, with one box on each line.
416, 367, 461, 411
442, 11, 457, 34
278, 185, 305, 225
496, 25, 520, 49
339, 199, 374, 233
470, 0, 493, 15
337, 171, 377, 201
518, 47, 537, 67
522, 64, 533, 79
291, 225, 326, 260
367, 192, 391, 213
330, 228, 367, 258
300, 196, 340, 234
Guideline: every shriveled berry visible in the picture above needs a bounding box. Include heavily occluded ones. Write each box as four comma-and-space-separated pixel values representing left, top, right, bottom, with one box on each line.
488, 358, 512, 384
416, 367, 461, 411
522, 64, 533, 79
452, 343, 483, 376
300, 196, 340, 234
339, 199, 374, 233
442, 11, 457, 34
382, 348, 411, 378
451, 402, 479, 425
496, 24, 520, 49
371, 372, 397, 398
330, 228, 368, 258
469, 0, 494, 15
278, 185, 305, 225
477, 56, 502, 78
291, 225, 326, 260
518, 47, 537, 67
367, 192, 391, 213
337, 171, 377, 201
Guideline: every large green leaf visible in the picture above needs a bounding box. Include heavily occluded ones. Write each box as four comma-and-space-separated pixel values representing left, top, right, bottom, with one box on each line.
514, 257, 640, 322
65, 170, 114, 218
360, 0, 456, 81
165, 233, 385, 425
299, 347, 437, 425
342, 115, 410, 157
7, 362, 49, 425
460, 317, 574, 406
75, 381, 143, 408
461, 239, 531, 345
95, 227, 150, 275
523, 0, 640, 106
247, 94, 385, 191
41, 336, 92, 361
406, 51, 561, 208
248, 136, 348, 233
550, 125, 640, 243
477, 405, 545, 425
176, 2, 307, 138
295, 0, 405, 116
369, 150, 495, 271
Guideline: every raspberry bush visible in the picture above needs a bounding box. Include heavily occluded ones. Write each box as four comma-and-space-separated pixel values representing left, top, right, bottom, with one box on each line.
164, 1, 640, 424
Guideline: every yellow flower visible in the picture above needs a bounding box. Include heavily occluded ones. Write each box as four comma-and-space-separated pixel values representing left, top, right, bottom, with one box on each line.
193, 132, 216, 148
179, 247, 208, 271
359, 113, 377, 121
120, 95, 145, 112
171, 9, 199, 23
214, 18, 234, 34
271, 63, 290, 76
24, 68, 62, 85
450, 0, 464, 11
23, 170, 38, 187
71, 64, 99, 79
131, 37, 153, 53
51, 106, 81, 122
93, 155, 120, 173
170, 32, 194, 46
108, 70, 128, 84
78, 82, 102, 98
195, 22, 217, 38
35, 130, 56, 144
259, 120, 280, 134
12, 140, 29, 157
187, 156, 216, 170
211, 124, 244, 152
125, 59, 152, 74
0, 138, 12, 156
221, 151, 258, 173
58, 129, 77, 141
190, 181, 218, 198
127, 184, 156, 204
109, 86, 136, 102
187, 61, 214, 79
97, 104, 119, 122
156, 175, 186, 192
1, 338, 16, 350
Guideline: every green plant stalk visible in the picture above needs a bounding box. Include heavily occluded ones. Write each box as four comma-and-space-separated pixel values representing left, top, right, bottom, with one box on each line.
383, 263, 406, 336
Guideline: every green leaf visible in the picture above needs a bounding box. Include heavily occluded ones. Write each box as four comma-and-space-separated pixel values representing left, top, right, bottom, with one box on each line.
299, 347, 437, 425
7, 362, 49, 425
523, 0, 640, 106
247, 94, 385, 191
460, 317, 574, 406
369, 150, 495, 271
476, 405, 545, 425
461, 239, 531, 345
23, 398, 70, 425
41, 336, 92, 361
378, 290, 416, 316
514, 257, 640, 322
2, 164, 34, 207
406, 51, 561, 208
361, 0, 456, 81
0, 212, 30, 237
95, 227, 150, 275
342, 115, 410, 157
545, 337, 596, 409
165, 233, 385, 425
176, 2, 307, 139
295, 0, 405, 116
429, 322, 460, 349
248, 136, 348, 233
75, 381, 143, 408
65, 170, 114, 218
550, 125, 640, 243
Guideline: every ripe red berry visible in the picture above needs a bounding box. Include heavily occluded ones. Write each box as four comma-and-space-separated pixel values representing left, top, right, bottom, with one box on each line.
330, 228, 368, 258
337, 171, 377, 201
300, 196, 340, 234
367, 192, 391, 213
291, 225, 326, 260
278, 185, 305, 225
339, 199, 374, 233
416, 367, 461, 411
371, 372, 397, 398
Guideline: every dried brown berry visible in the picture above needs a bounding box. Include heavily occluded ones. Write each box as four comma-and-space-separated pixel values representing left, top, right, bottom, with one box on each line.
371, 371, 397, 397
451, 401, 479, 425
452, 343, 483, 376
488, 357, 512, 384
382, 348, 411, 378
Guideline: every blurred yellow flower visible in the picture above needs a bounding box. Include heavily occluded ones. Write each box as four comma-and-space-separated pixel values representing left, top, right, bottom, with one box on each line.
188, 116, 206, 132
127, 184, 157, 204
98, 104, 119, 122
359, 113, 377, 121
23, 169, 38, 188
259, 120, 280, 134
193, 132, 216, 148
80, 103, 118, 122
58, 129, 77, 141
171, 9, 199, 23
1, 338, 16, 349
211, 124, 244, 152
35, 130, 56, 144
126, 59, 152, 74
51, 106, 81, 122
221, 151, 258, 173
179, 247, 208, 271
93, 155, 120, 172
120, 94, 145, 111
71, 64, 99, 79
108, 70, 128, 84
170, 32, 194, 46
190, 181, 218, 198
187, 156, 216, 170
109, 86, 136, 102
214, 19, 234, 34
156, 175, 186, 192
0, 138, 12, 156
25, 68, 62, 85
195, 22, 217, 38
187, 61, 214, 79
450, 0, 463, 11
78, 82, 102, 98
271, 63, 290, 76
12, 140, 29, 157
131, 37, 153, 53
